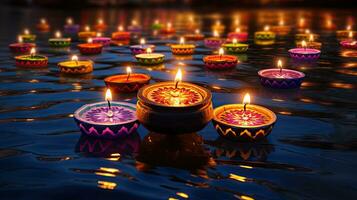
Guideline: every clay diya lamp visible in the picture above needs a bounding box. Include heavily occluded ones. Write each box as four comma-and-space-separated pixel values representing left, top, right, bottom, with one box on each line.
94, 18, 108, 32
171, 37, 195, 55
336, 25, 356, 39
160, 22, 176, 34
203, 48, 238, 70
92, 32, 111, 47
48, 31, 71, 47
295, 29, 319, 41
340, 31, 357, 49
111, 25, 131, 41
296, 34, 322, 50
288, 40, 321, 61
127, 20, 142, 33
254, 25, 276, 41
15, 47, 48, 68
78, 25, 97, 41
36, 18, 50, 32
77, 38, 103, 55
151, 19, 163, 30
204, 30, 225, 48
130, 38, 156, 55
74, 89, 139, 139
57, 55, 93, 74
227, 27, 248, 42
212, 93, 277, 141
105, 66, 151, 93
271, 20, 291, 35
64, 18, 80, 34
211, 20, 225, 34
136, 69, 213, 134
19, 29, 36, 43
184, 29, 205, 41
258, 60, 305, 89
222, 38, 249, 54
135, 48, 165, 65
9, 36, 36, 54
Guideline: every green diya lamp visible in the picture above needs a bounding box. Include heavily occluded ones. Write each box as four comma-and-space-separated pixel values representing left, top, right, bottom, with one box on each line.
15, 47, 48, 68
222, 38, 249, 54
254, 26, 275, 40
48, 31, 71, 47
171, 37, 195, 55
57, 55, 93, 74
19, 29, 36, 42
135, 47, 165, 65
151, 19, 163, 30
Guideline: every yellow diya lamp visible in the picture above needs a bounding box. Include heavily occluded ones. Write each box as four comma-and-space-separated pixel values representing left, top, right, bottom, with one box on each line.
57, 55, 93, 74
111, 25, 131, 41
204, 30, 225, 48
36, 18, 50, 32
271, 19, 291, 35
48, 31, 71, 47
9, 36, 36, 54
77, 38, 103, 55
94, 18, 108, 32
105, 66, 151, 93
136, 68, 213, 134
296, 34, 322, 50
295, 29, 319, 41
171, 37, 195, 55
135, 47, 165, 65
222, 38, 249, 54
203, 48, 238, 70
212, 93, 277, 141
160, 22, 176, 34
15, 47, 48, 68
78, 25, 97, 41
336, 25, 356, 39
184, 29, 205, 41
254, 25, 275, 40
19, 29, 36, 43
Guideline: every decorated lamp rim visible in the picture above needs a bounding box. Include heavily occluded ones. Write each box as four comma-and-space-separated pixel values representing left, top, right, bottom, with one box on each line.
135, 53, 165, 59
130, 44, 155, 49
77, 43, 103, 48
104, 73, 151, 84
15, 55, 48, 60
58, 60, 93, 68
258, 68, 305, 79
203, 55, 238, 62
288, 48, 321, 54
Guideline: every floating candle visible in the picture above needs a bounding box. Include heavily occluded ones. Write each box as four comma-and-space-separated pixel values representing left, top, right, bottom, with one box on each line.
204, 30, 226, 48
9, 36, 36, 54
136, 69, 213, 134
57, 55, 93, 74
77, 38, 103, 54
36, 18, 50, 32
130, 38, 156, 55
288, 40, 321, 61
222, 38, 249, 54
135, 48, 165, 65
94, 18, 107, 31
64, 17, 80, 34
48, 31, 71, 47
227, 27, 248, 42
160, 22, 175, 34
171, 37, 195, 55
340, 31, 357, 49
184, 29, 205, 41
111, 25, 131, 41
93, 32, 111, 47
212, 93, 277, 141
105, 66, 151, 93
74, 88, 139, 139
254, 25, 275, 40
203, 48, 238, 70
78, 25, 97, 41
258, 60, 305, 89
19, 29, 36, 42
296, 34, 321, 50
15, 47, 48, 68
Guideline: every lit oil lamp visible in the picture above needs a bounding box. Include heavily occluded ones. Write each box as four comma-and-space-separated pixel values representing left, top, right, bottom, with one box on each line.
111, 25, 131, 41
258, 60, 305, 89
184, 29, 205, 41
296, 34, 321, 50
227, 27, 248, 43
94, 18, 108, 31
212, 93, 277, 141
151, 19, 163, 30
36, 18, 50, 32
222, 38, 249, 54
78, 25, 97, 41
19, 29, 36, 43
64, 17, 80, 34
211, 20, 225, 33
57, 55, 93, 74
271, 19, 291, 35
135, 47, 165, 65
9, 36, 36, 54
92, 32, 111, 47
74, 88, 139, 139
254, 25, 275, 40
136, 68, 213, 134
15, 47, 48, 68
127, 20, 142, 33
77, 38, 103, 55
160, 22, 176, 34
340, 31, 357, 49
336, 25, 356, 39
105, 66, 151, 93
288, 40, 321, 61
203, 48, 238, 70
204, 30, 226, 48
48, 31, 71, 47
171, 37, 195, 55
130, 38, 156, 55
295, 29, 319, 41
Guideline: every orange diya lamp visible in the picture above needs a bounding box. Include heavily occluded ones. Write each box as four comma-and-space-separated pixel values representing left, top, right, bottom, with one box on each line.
136, 68, 213, 134
78, 25, 97, 41
36, 18, 50, 32
271, 19, 291, 35
171, 37, 195, 55
212, 93, 277, 141
203, 48, 238, 70
9, 36, 36, 54
57, 55, 93, 74
184, 29, 205, 41
19, 29, 36, 43
77, 38, 103, 55
112, 25, 131, 41
296, 34, 322, 50
94, 18, 108, 32
15, 47, 48, 68
135, 47, 165, 65
204, 30, 226, 48
336, 25, 356, 39
48, 31, 71, 47
160, 22, 176, 34
105, 66, 151, 93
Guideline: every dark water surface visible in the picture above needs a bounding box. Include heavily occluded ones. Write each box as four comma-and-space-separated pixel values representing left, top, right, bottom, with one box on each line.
1, 6, 357, 200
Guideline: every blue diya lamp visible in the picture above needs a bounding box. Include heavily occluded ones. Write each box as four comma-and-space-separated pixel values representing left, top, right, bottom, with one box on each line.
74, 89, 139, 139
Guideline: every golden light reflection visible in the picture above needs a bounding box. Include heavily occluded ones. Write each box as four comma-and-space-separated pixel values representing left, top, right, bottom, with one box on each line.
240, 195, 255, 200
97, 181, 117, 190
176, 192, 189, 199
278, 111, 292, 115
229, 173, 247, 182
95, 172, 116, 177
99, 167, 120, 173
330, 82, 355, 89
239, 165, 253, 169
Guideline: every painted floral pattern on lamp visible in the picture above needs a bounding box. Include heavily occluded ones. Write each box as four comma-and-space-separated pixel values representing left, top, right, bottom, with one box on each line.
218, 109, 269, 126
148, 86, 202, 106
84, 106, 135, 123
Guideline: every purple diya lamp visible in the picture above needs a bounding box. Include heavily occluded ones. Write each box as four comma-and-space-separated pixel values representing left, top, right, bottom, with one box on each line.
184, 29, 205, 41
74, 88, 139, 139
288, 40, 321, 61
92, 32, 111, 47
212, 93, 277, 141
130, 38, 156, 55
340, 31, 357, 49
15, 47, 48, 68
204, 30, 226, 48
227, 27, 248, 42
9, 36, 36, 54
64, 18, 80, 34
171, 37, 195, 55
258, 60, 305, 89
203, 48, 238, 70
48, 31, 71, 47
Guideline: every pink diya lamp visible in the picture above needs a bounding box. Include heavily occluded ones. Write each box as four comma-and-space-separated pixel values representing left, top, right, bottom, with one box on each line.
135, 47, 165, 65
160, 22, 176, 34
48, 31, 71, 47
36, 18, 50, 32
212, 93, 277, 141
9, 36, 36, 54
203, 48, 238, 70
258, 59, 305, 89
340, 31, 357, 49
64, 17, 80, 34
94, 18, 108, 32
171, 37, 195, 55
204, 30, 226, 48
130, 38, 155, 55
271, 19, 291, 35
227, 27, 248, 43
74, 88, 139, 139
92, 32, 111, 47
222, 38, 249, 54
15, 47, 48, 68
295, 29, 319, 41
336, 25, 356, 39
57, 55, 93, 74
288, 40, 321, 61
184, 29, 205, 41
296, 34, 322, 50
19, 29, 36, 43
111, 25, 131, 41
127, 20, 142, 33
105, 66, 151, 93
136, 68, 213, 134
78, 25, 97, 41
77, 38, 103, 55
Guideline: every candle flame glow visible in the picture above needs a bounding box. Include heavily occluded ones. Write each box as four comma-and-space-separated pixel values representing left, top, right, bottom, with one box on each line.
126, 66, 132, 74
180, 37, 185, 45
18, 36, 23, 43
98, 19, 103, 24
216, 20, 221, 25
71, 55, 78, 61
305, 29, 310, 34
41, 18, 46, 24
213, 30, 219, 37
55, 31, 61, 38
167, 22, 172, 29
219, 48, 224, 56
88, 38, 93, 43
232, 38, 238, 44
118, 25, 123, 31
154, 19, 159, 24
105, 88, 112, 102
30, 47, 36, 56
279, 20, 284, 26
132, 20, 137, 25
277, 60, 283, 69
235, 27, 241, 33
67, 18, 73, 25
264, 25, 270, 31
97, 32, 102, 37
195, 29, 200, 34
309, 34, 314, 42
140, 38, 146, 45
146, 48, 152, 54
349, 31, 353, 39
347, 25, 351, 31
85, 25, 90, 31
24, 29, 29, 35
175, 68, 182, 83
302, 40, 307, 48
243, 93, 251, 105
